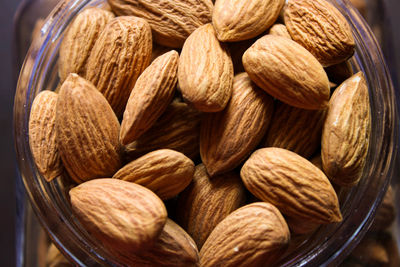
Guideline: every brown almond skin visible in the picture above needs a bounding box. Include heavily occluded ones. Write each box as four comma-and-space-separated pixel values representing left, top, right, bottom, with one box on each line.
124, 101, 201, 161
241, 148, 342, 224
268, 23, 292, 39
284, 0, 355, 67
29, 91, 63, 182
201, 72, 274, 176
120, 51, 179, 145
114, 219, 199, 267
178, 24, 234, 112
264, 101, 327, 159
212, 0, 285, 42
325, 60, 354, 87
85, 16, 152, 117
56, 74, 121, 183
70, 179, 167, 254
322, 72, 371, 187
243, 35, 330, 110
285, 216, 320, 235
199, 202, 290, 267
58, 7, 114, 82
176, 164, 246, 249
108, 0, 213, 48
113, 149, 195, 200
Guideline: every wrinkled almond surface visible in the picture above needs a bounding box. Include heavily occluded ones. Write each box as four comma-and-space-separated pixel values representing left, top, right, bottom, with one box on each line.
268, 24, 292, 39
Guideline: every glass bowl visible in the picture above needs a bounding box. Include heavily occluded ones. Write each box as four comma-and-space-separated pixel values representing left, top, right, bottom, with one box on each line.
13, 0, 398, 266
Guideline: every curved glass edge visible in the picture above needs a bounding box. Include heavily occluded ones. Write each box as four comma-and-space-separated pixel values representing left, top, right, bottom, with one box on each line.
13, 0, 399, 266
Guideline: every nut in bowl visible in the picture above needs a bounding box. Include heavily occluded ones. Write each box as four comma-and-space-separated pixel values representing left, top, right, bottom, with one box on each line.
14, 0, 397, 266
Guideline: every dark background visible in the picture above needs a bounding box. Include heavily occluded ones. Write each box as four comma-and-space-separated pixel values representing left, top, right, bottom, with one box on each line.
0, 0, 399, 266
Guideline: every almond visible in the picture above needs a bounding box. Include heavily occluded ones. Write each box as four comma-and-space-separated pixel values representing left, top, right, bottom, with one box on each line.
284, 0, 355, 67
268, 23, 292, 39
113, 149, 194, 200
212, 0, 285, 42
56, 74, 121, 183
176, 164, 246, 249
58, 7, 114, 82
243, 35, 330, 110
178, 24, 234, 112
285, 216, 320, 235
321, 72, 371, 187
241, 147, 342, 224
70, 178, 167, 254
29, 91, 63, 182
108, 0, 213, 48
120, 51, 179, 145
199, 202, 290, 266
85, 16, 152, 117
201, 72, 274, 176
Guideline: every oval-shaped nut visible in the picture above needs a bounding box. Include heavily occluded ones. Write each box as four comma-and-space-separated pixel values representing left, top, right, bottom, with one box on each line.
268, 23, 292, 39
120, 51, 179, 145
124, 102, 201, 161
108, 0, 213, 48
322, 72, 371, 187
284, 0, 355, 67
241, 148, 342, 224
29, 91, 63, 182
85, 16, 152, 117
200, 202, 290, 267
58, 7, 114, 82
176, 164, 246, 249
201, 73, 274, 176
113, 149, 194, 200
70, 179, 167, 254
212, 0, 285, 42
56, 74, 121, 183
178, 24, 234, 112
243, 35, 330, 110
285, 216, 320, 235
114, 219, 199, 267
264, 101, 327, 159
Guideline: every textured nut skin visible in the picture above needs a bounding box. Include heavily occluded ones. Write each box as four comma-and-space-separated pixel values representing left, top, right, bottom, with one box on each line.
29, 91, 62, 182
114, 219, 199, 267
108, 0, 213, 48
243, 35, 330, 110
200, 73, 274, 176
85, 16, 152, 117
113, 149, 194, 200
124, 101, 201, 161
264, 101, 327, 159
176, 164, 246, 249
322, 72, 371, 187
212, 0, 285, 42
70, 179, 167, 254
120, 51, 179, 145
178, 24, 234, 112
56, 74, 121, 183
268, 23, 292, 39
199, 202, 290, 267
58, 7, 114, 82
285, 216, 320, 235
241, 148, 342, 224
284, 0, 355, 67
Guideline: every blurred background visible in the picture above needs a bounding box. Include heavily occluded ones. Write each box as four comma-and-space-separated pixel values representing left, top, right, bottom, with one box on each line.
1, 0, 400, 266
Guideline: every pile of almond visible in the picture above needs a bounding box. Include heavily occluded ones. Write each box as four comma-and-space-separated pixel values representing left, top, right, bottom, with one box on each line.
28, 0, 371, 266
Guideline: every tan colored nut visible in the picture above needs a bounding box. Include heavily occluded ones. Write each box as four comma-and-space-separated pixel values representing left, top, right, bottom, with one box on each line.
59, 7, 114, 82
322, 72, 371, 187
285, 216, 320, 235
85, 16, 152, 117
178, 24, 234, 112
268, 23, 292, 39
243, 35, 330, 110
241, 147, 342, 224
56, 74, 121, 183
120, 50, 179, 145
108, 0, 213, 48
29, 91, 63, 182
212, 0, 285, 42
113, 149, 194, 200
284, 0, 355, 67
200, 202, 290, 267
200, 72, 274, 176
70, 178, 167, 254
176, 164, 246, 249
